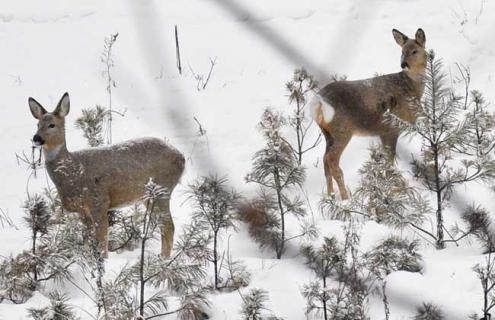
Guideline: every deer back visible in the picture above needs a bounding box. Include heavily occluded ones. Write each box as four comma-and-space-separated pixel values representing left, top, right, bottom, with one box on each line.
318, 71, 422, 135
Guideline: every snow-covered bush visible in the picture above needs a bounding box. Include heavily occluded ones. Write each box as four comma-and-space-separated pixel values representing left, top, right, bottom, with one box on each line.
366, 236, 422, 276
245, 109, 317, 259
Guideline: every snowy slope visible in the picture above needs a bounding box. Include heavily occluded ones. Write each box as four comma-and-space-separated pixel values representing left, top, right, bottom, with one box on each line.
1, 0, 495, 319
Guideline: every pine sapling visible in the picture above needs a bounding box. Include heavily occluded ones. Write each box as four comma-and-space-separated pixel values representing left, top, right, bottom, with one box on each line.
303, 220, 370, 320
188, 175, 240, 290
23, 194, 51, 282
75, 105, 108, 147
473, 252, 495, 320
138, 178, 169, 317
27, 291, 79, 320
365, 236, 423, 320
239, 288, 282, 320
300, 237, 343, 320
286, 68, 320, 164
320, 145, 436, 245
414, 302, 445, 320
386, 50, 495, 249
246, 109, 316, 259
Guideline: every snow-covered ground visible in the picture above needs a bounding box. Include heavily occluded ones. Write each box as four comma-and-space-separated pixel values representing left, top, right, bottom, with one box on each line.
1, 0, 495, 319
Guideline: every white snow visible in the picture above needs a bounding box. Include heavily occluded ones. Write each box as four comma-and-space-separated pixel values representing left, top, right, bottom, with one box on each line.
1, 0, 495, 319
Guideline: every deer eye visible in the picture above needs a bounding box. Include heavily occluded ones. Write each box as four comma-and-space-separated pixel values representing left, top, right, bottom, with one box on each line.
48, 124, 55, 128
412, 50, 417, 55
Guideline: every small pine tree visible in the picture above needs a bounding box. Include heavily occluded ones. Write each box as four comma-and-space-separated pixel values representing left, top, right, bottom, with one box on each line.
414, 302, 445, 320
75, 105, 108, 147
354, 144, 430, 228
300, 237, 343, 320
461, 205, 495, 252
302, 220, 369, 320
239, 288, 283, 320
320, 145, 435, 244
23, 194, 51, 282
386, 50, 495, 249
286, 68, 320, 165
137, 178, 169, 317
0, 254, 36, 303
0, 195, 84, 304
28, 291, 79, 320
366, 236, 423, 320
188, 175, 240, 290
246, 109, 316, 259
473, 252, 495, 320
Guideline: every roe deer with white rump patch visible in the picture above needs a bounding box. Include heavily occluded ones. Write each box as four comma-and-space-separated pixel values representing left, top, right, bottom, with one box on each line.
28, 92, 185, 257
310, 28, 427, 199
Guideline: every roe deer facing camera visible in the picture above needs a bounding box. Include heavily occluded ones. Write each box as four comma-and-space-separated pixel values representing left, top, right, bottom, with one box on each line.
310, 28, 427, 199
28, 92, 185, 257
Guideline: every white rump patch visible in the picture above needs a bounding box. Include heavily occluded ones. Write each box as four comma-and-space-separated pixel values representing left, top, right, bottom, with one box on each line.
309, 95, 334, 123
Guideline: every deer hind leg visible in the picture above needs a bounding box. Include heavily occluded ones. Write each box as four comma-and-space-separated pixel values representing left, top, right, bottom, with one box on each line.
322, 131, 334, 195
325, 130, 352, 200
156, 197, 175, 257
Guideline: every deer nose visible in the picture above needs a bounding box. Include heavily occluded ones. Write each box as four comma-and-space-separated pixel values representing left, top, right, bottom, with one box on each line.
33, 134, 45, 146
401, 61, 409, 69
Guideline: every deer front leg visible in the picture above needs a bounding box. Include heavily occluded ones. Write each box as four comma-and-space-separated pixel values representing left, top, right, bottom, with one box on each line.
89, 200, 110, 259
380, 132, 399, 160
156, 197, 175, 257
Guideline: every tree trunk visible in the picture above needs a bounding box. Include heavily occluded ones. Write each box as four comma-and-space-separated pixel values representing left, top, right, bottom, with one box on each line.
433, 144, 444, 249
213, 230, 219, 290
323, 276, 328, 320
274, 168, 285, 259
382, 281, 390, 320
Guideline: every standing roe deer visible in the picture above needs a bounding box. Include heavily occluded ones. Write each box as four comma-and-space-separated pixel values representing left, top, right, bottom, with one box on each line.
28, 92, 185, 257
310, 28, 427, 199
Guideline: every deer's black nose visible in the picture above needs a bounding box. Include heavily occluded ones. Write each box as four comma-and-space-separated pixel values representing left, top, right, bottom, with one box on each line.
401, 61, 409, 69
33, 134, 45, 145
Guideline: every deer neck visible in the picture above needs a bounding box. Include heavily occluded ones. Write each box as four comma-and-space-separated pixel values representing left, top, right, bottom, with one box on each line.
43, 143, 70, 163
403, 67, 426, 97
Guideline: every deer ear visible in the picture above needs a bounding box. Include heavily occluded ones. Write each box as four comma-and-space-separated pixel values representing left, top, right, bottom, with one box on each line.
415, 28, 426, 47
392, 29, 408, 47
54, 92, 70, 117
28, 97, 47, 120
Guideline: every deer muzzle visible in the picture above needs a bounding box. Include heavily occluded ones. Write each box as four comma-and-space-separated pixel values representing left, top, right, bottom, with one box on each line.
33, 134, 45, 146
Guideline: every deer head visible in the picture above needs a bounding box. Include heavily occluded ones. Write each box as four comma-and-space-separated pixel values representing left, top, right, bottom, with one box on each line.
28, 93, 70, 157
392, 28, 427, 78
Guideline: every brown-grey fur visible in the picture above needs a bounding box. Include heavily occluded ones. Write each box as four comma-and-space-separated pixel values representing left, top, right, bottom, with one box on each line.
28, 93, 185, 257
312, 28, 427, 199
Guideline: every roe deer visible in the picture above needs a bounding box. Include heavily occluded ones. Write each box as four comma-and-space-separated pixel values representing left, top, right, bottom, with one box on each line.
310, 28, 427, 199
28, 92, 185, 257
